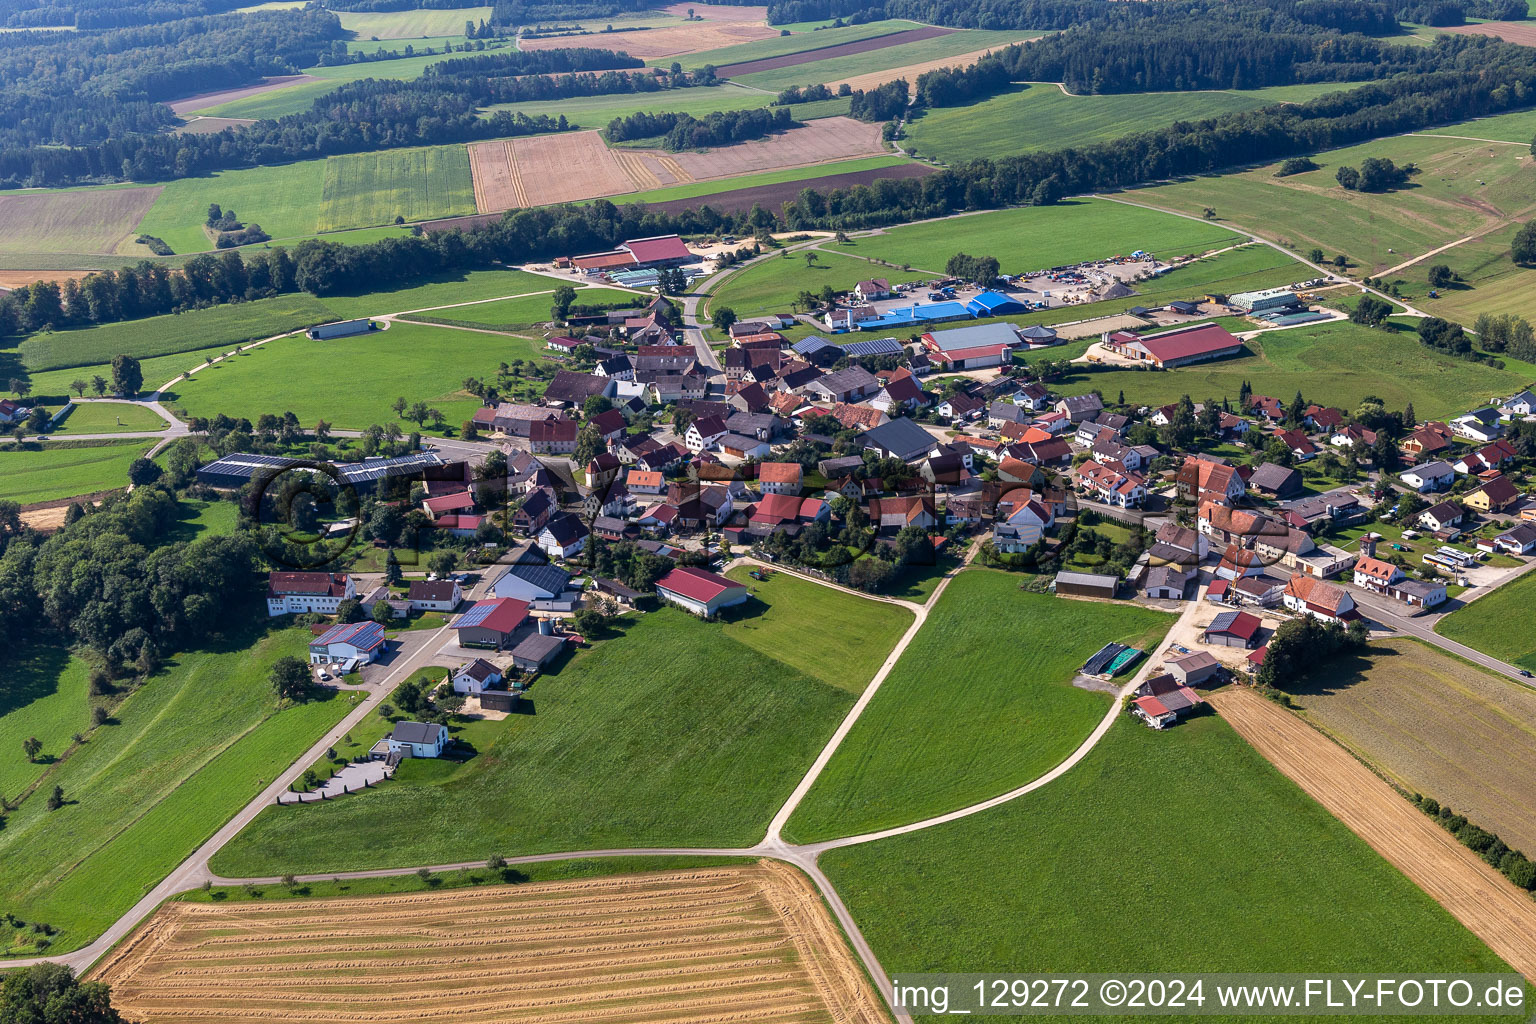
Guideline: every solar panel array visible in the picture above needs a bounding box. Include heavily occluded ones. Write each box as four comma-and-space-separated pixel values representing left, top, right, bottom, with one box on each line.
199, 453, 301, 481
336, 452, 445, 484
453, 601, 498, 629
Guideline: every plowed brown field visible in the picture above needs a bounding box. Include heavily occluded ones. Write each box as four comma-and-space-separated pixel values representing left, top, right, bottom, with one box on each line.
670, 117, 885, 179
519, 22, 777, 58
92, 861, 891, 1024
1212, 687, 1536, 981
828, 45, 1020, 93
1442, 21, 1536, 45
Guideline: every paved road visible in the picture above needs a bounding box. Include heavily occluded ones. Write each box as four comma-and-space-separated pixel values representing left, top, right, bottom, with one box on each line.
0, 397, 190, 445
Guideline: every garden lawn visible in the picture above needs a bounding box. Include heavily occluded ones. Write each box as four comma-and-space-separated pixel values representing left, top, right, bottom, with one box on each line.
318, 267, 560, 318
1129, 131, 1536, 276
0, 440, 151, 503
0, 643, 91, 798
0, 622, 358, 953
821, 713, 1518, 1015
723, 567, 913, 694
403, 285, 635, 329
209, 607, 862, 877
731, 29, 1035, 91
1436, 569, 1536, 671
49, 402, 167, 434
783, 570, 1174, 842
316, 145, 476, 232
16, 294, 337, 373
164, 321, 533, 430
134, 161, 328, 254
830, 199, 1243, 275
906, 83, 1350, 164
1049, 319, 1528, 421
708, 250, 931, 320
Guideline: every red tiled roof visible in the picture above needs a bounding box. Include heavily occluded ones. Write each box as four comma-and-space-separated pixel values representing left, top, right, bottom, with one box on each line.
571, 250, 637, 271
623, 234, 691, 263
656, 566, 742, 603
423, 490, 475, 514
455, 597, 529, 635
269, 572, 349, 597
757, 462, 802, 484
1207, 610, 1261, 641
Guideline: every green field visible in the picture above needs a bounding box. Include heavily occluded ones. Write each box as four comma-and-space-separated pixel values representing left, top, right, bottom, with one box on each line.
316, 145, 476, 232
401, 285, 636, 329
19, 342, 245, 401
1436, 570, 1536, 671
906, 82, 1351, 164
208, 603, 886, 877
49, 401, 167, 434
166, 498, 241, 541
784, 571, 1174, 842
165, 320, 536, 429
600, 154, 916, 207
1130, 131, 1536, 276
1392, 220, 1536, 323
0, 643, 91, 798
831, 199, 1244, 273
0, 622, 357, 952
821, 714, 1517, 1014
319, 267, 562, 318
1051, 319, 1530, 420
670, 19, 924, 70
134, 161, 327, 254
485, 82, 774, 127
199, 78, 345, 119
0, 440, 151, 503
336, 5, 490, 38
15, 294, 337, 373
722, 567, 913, 693
708, 249, 932, 319
1422, 108, 1536, 144
731, 29, 1036, 91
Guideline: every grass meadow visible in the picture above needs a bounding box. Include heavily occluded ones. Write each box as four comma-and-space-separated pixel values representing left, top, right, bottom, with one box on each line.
49, 402, 168, 434
1129, 131, 1535, 276
708, 249, 932, 319
821, 713, 1519, 1010
316, 145, 476, 232
335, 5, 490, 38
318, 267, 559, 318
165, 320, 538, 429
15, 294, 337, 373
1050, 319, 1529, 420
17, 343, 239, 401
906, 82, 1352, 164
0, 643, 91, 797
0, 620, 358, 952
1290, 638, 1536, 855
209, 604, 886, 877
670, 19, 922, 70
401, 286, 636, 330
199, 78, 345, 119
1422, 107, 1536, 144
601, 154, 915, 206
730, 29, 1035, 91
783, 571, 1174, 843
0, 440, 152, 503
829, 199, 1244, 273
1437, 570, 1536, 671
134, 161, 327, 254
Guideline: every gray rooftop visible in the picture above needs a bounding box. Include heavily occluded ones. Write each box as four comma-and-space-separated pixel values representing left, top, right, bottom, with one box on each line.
392, 721, 445, 744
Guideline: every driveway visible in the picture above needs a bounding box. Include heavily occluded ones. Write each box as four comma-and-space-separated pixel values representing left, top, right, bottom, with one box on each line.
278, 760, 392, 804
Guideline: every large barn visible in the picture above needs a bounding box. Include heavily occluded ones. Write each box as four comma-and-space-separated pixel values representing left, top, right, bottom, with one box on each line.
920, 322, 1020, 370
1104, 323, 1243, 368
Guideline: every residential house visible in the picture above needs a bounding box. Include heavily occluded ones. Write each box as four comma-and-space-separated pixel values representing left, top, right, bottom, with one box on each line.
594, 354, 633, 380
727, 382, 773, 414
1015, 382, 1052, 411
1498, 389, 1536, 418
1076, 460, 1147, 508
407, 579, 462, 612
266, 572, 356, 617
869, 369, 927, 414
308, 620, 386, 667
538, 514, 589, 559
829, 402, 889, 431
488, 402, 559, 437
685, 415, 729, 453
1400, 461, 1455, 493
1463, 474, 1521, 514
1494, 521, 1536, 555
655, 566, 749, 617
1282, 574, 1357, 623
725, 411, 782, 441
1331, 424, 1378, 450
1176, 456, 1245, 505
0, 398, 29, 424
1274, 428, 1318, 461
588, 408, 628, 444
993, 499, 1054, 552
758, 461, 803, 495
514, 486, 556, 537
870, 494, 938, 532
1055, 393, 1104, 424
452, 597, 530, 649
1419, 500, 1465, 534
988, 402, 1031, 428
626, 468, 666, 495
647, 374, 708, 404
862, 417, 936, 462
854, 278, 892, 301
1246, 395, 1285, 421
937, 392, 984, 421
1401, 424, 1452, 460
450, 659, 503, 695
1353, 555, 1405, 591
1248, 462, 1303, 500
386, 721, 448, 759
529, 417, 579, 455
1452, 408, 1504, 443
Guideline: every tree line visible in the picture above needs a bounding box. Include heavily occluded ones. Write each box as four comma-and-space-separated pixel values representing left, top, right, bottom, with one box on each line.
0, 45, 643, 186
604, 106, 792, 149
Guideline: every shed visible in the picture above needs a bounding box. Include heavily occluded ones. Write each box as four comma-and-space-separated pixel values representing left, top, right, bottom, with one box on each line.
1054, 571, 1119, 599
1167, 651, 1221, 686
1203, 609, 1262, 648
510, 632, 566, 673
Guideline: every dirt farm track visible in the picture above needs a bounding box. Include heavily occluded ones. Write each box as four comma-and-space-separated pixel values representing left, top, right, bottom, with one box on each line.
91, 861, 890, 1024
1211, 687, 1536, 981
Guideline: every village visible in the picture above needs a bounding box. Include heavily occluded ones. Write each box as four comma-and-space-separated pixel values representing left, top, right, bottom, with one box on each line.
171, 232, 1536, 794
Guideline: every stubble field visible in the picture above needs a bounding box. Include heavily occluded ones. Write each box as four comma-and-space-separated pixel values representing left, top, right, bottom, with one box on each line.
520, 20, 780, 58
94, 861, 888, 1024
0, 187, 162, 256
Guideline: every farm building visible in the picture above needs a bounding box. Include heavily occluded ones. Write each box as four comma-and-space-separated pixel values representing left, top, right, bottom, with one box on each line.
489, 562, 577, 610
198, 451, 447, 490
1282, 575, 1357, 623
1054, 570, 1119, 599
308, 620, 386, 669
1143, 565, 1188, 600
307, 318, 373, 340
570, 234, 694, 273
511, 632, 567, 673
1228, 288, 1300, 315
862, 417, 935, 462
450, 659, 503, 695
853, 300, 974, 332
452, 598, 530, 649
267, 571, 356, 616
1103, 323, 1243, 368
920, 322, 1019, 370
1203, 610, 1263, 648
964, 291, 1027, 317
1167, 651, 1221, 686
386, 721, 447, 759
655, 566, 749, 617
1130, 677, 1205, 729
1016, 324, 1059, 347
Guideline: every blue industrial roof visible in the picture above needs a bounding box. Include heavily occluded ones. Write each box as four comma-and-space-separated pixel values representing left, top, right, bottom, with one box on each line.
965, 291, 1027, 316
854, 301, 974, 330
839, 337, 905, 358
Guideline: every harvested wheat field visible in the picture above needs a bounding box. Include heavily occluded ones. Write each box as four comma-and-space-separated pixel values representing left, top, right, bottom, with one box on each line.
470, 132, 644, 211
519, 21, 777, 58
0, 268, 100, 291
671, 117, 885, 178
1212, 687, 1536, 981
0, 187, 162, 256
829, 45, 1020, 93
93, 861, 891, 1024
659, 2, 769, 20
1442, 21, 1536, 45
174, 116, 258, 135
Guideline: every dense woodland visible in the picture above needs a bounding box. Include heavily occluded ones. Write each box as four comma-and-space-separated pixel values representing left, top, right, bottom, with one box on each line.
605, 106, 793, 149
